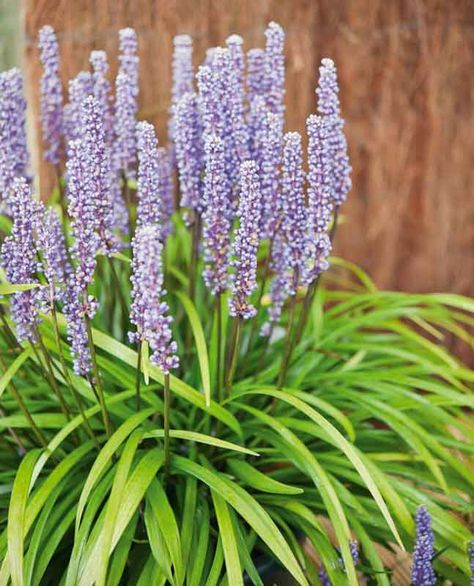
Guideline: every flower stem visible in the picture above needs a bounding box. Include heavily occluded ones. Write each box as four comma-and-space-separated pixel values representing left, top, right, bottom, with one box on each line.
136, 340, 142, 411
163, 373, 171, 479
215, 294, 223, 404
50, 304, 99, 448
85, 315, 112, 438
277, 270, 300, 389
225, 316, 243, 397
188, 215, 201, 304
107, 256, 129, 323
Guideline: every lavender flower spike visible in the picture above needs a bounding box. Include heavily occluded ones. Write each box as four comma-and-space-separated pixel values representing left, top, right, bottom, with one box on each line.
158, 146, 175, 238
316, 58, 351, 206
281, 131, 307, 292
1, 177, 40, 341
411, 505, 436, 586
264, 22, 285, 124
174, 92, 204, 221
39, 25, 63, 165
129, 225, 179, 373
260, 111, 284, 239
247, 48, 265, 105
229, 161, 261, 319
90, 50, 114, 146
469, 538, 474, 586
136, 121, 162, 229
201, 135, 232, 295
35, 205, 70, 304
226, 34, 249, 166
0, 68, 29, 201
114, 28, 139, 180
302, 114, 334, 286
64, 71, 93, 147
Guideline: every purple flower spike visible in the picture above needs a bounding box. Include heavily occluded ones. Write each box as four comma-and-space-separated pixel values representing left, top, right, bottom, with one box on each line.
260, 111, 284, 239
174, 92, 203, 220
90, 50, 114, 146
171, 35, 194, 105
469, 539, 474, 586
201, 135, 232, 295
158, 146, 175, 238
129, 224, 179, 374
411, 505, 436, 586
281, 131, 306, 292
0, 68, 29, 201
303, 114, 334, 286
136, 121, 162, 229
264, 22, 285, 124
114, 28, 139, 180
64, 71, 93, 147
35, 205, 70, 303
229, 161, 261, 319
1, 177, 40, 341
247, 48, 265, 105
316, 58, 351, 206
226, 35, 249, 168
319, 539, 360, 585
38, 25, 63, 165
247, 95, 268, 167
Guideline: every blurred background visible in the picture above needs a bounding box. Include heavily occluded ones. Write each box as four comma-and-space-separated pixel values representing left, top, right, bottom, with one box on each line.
2, 0, 473, 300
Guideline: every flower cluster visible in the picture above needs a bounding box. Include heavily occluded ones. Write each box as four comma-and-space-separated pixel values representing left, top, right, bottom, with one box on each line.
411, 505, 436, 586
39, 25, 63, 165
136, 121, 163, 229
90, 50, 114, 146
129, 225, 179, 373
0, 69, 29, 201
1, 178, 40, 341
229, 161, 261, 319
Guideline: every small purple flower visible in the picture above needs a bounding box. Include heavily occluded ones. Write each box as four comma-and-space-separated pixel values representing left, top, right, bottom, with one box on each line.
264, 22, 285, 125
316, 58, 351, 207
158, 146, 175, 238
136, 121, 162, 229
38, 25, 63, 165
229, 161, 261, 319
1, 177, 40, 341
281, 131, 306, 292
319, 539, 360, 585
247, 95, 268, 168
201, 135, 232, 295
114, 28, 139, 180
259, 111, 284, 239
411, 505, 436, 586
35, 205, 70, 303
129, 224, 179, 374
90, 50, 114, 146
64, 71, 93, 147
174, 92, 204, 220
0, 68, 29, 201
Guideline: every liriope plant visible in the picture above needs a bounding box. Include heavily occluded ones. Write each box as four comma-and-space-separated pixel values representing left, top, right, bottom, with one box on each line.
0, 21, 472, 586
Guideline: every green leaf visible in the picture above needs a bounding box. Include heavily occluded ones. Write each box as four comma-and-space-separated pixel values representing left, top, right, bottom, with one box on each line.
0, 348, 33, 400
96, 429, 143, 586
227, 459, 303, 495
76, 409, 154, 532
145, 430, 258, 456
231, 388, 404, 551
7, 449, 42, 586
147, 479, 184, 586
0, 282, 41, 295
175, 291, 211, 407
187, 499, 210, 586
211, 490, 243, 586
172, 456, 308, 586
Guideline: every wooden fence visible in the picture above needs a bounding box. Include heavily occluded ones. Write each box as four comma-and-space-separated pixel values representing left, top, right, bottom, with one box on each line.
22, 0, 474, 301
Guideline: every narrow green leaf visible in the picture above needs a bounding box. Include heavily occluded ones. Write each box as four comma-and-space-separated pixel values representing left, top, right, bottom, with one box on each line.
227, 459, 303, 495
7, 449, 42, 586
0, 348, 33, 400
146, 429, 258, 456
187, 499, 210, 586
211, 490, 243, 586
175, 291, 211, 407
0, 282, 41, 295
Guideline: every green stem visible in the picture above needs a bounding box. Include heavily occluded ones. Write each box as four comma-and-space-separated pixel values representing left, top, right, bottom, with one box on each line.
163, 373, 171, 479
85, 314, 112, 438
188, 215, 201, 304
50, 304, 99, 448
136, 340, 142, 412
107, 256, 129, 320
277, 270, 300, 389
0, 305, 19, 349
225, 316, 243, 397
34, 327, 73, 423
215, 294, 223, 404
122, 172, 134, 242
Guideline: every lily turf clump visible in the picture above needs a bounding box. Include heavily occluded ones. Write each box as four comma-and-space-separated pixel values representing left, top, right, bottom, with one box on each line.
0, 21, 472, 586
